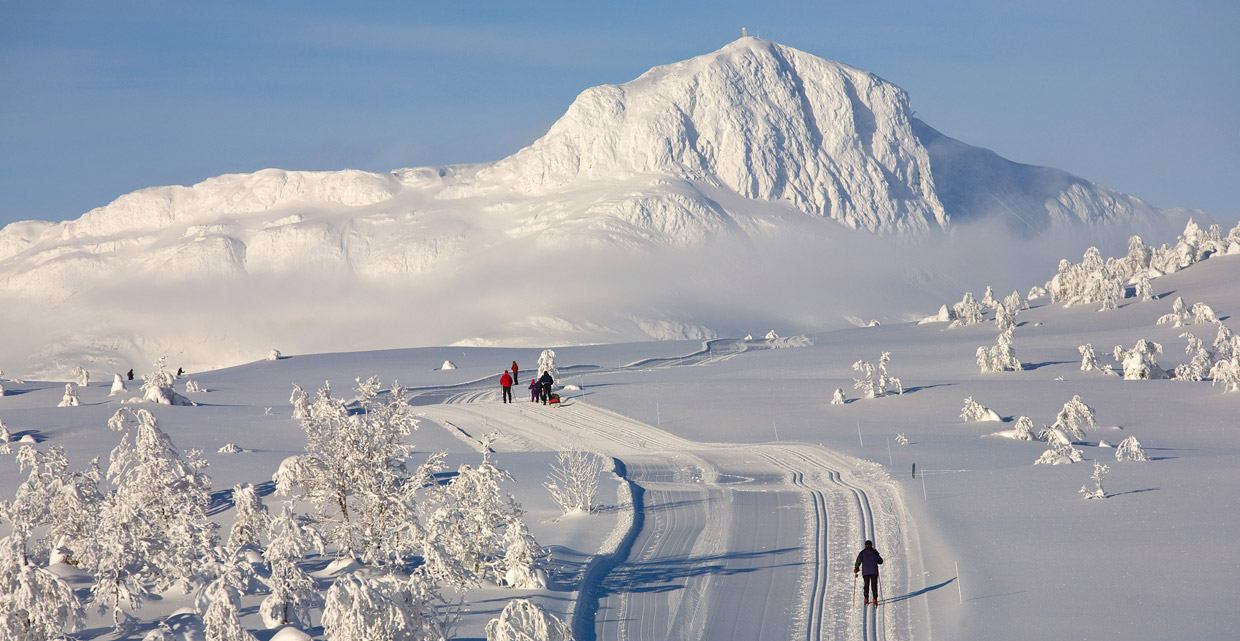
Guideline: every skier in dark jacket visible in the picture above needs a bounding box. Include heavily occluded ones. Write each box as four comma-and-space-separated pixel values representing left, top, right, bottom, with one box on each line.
537, 371, 554, 405
854, 540, 884, 605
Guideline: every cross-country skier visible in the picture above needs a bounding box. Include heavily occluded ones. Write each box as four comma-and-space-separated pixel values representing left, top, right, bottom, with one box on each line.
500, 371, 513, 403
538, 371, 554, 405
511, 361, 520, 384
854, 540, 884, 605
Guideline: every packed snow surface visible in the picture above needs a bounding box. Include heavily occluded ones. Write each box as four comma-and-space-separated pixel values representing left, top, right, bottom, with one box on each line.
1, 251, 1238, 640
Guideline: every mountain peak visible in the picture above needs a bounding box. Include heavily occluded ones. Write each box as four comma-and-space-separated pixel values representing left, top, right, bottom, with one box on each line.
481, 39, 948, 234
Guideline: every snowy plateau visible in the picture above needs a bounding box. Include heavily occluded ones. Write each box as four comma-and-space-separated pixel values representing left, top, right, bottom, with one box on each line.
0, 38, 1195, 380
1, 37, 1238, 641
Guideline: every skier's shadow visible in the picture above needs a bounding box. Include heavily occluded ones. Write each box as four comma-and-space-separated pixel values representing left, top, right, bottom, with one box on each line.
881, 576, 958, 604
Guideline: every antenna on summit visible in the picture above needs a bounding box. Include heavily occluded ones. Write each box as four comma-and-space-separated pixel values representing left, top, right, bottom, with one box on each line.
742, 27, 748, 38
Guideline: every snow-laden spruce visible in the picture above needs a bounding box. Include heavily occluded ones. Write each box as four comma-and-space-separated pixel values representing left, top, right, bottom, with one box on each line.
321, 569, 454, 641
72, 365, 89, 387
260, 505, 325, 629
1049, 395, 1098, 441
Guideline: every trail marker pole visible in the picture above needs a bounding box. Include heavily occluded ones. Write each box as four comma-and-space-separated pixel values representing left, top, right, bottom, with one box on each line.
922, 473, 928, 501
887, 438, 893, 466
656, 402, 661, 426
956, 561, 963, 604
856, 421, 864, 447
773, 422, 780, 441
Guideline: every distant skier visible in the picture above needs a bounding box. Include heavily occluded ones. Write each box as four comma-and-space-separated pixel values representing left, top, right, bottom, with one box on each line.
854, 540, 884, 605
500, 371, 513, 403
176, 367, 184, 377
126, 369, 134, 381
538, 371, 554, 405
528, 377, 540, 403
511, 361, 520, 384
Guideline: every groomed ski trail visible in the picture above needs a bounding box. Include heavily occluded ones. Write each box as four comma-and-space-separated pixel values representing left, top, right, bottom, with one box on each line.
415, 397, 922, 641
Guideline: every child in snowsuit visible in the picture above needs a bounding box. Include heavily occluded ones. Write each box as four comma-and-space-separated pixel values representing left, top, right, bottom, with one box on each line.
854, 540, 884, 605
529, 377, 540, 402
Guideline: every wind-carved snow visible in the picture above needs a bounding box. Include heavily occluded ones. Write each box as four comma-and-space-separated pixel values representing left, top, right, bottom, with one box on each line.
481, 38, 947, 235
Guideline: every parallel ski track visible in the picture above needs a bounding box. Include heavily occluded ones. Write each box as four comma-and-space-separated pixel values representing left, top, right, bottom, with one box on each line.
410, 337, 915, 641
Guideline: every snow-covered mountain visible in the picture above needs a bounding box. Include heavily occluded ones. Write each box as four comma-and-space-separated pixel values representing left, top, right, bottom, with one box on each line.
0, 38, 1191, 377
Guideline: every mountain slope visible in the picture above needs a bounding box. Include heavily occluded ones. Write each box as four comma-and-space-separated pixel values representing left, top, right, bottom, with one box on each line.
0, 38, 1192, 377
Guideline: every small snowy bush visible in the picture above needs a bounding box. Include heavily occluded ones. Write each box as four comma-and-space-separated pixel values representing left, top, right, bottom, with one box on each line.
976, 327, 1021, 373
57, 383, 79, 407
1051, 395, 1097, 440
960, 397, 1001, 422
949, 292, 984, 327
1174, 332, 1213, 381
1115, 436, 1149, 462
544, 444, 608, 514
1035, 441, 1084, 465
830, 388, 845, 405
110, 373, 127, 396
185, 380, 203, 393
267, 349, 282, 361
1113, 340, 1166, 380
1012, 416, 1036, 441
852, 352, 901, 399
1079, 461, 1109, 499
485, 598, 572, 641
894, 433, 909, 445
72, 365, 89, 387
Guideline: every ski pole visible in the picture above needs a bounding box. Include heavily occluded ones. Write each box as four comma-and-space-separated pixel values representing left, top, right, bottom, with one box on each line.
851, 571, 857, 610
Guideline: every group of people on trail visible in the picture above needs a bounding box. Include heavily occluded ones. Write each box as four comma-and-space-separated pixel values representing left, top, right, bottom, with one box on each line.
854, 540, 884, 606
499, 361, 556, 405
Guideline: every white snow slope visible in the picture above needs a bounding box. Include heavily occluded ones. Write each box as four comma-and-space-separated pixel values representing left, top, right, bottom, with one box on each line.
0, 38, 1192, 380
1, 247, 1237, 640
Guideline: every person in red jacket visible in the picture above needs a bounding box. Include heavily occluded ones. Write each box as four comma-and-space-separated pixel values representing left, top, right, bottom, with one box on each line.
499, 371, 513, 403
511, 361, 520, 384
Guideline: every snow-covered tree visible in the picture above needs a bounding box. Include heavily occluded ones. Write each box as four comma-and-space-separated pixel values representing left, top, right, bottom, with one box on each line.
0, 534, 85, 641
993, 303, 1017, 332
498, 519, 547, 589
86, 407, 216, 620
544, 444, 608, 514
276, 377, 425, 565
1115, 436, 1149, 462
1027, 285, 1048, 300
57, 383, 79, 407
977, 328, 1021, 373
110, 373, 127, 396
1079, 460, 1109, 499
200, 572, 258, 641
423, 452, 542, 588
1132, 270, 1157, 302
72, 366, 89, 387
852, 353, 901, 398
537, 349, 558, 379
851, 360, 876, 398
267, 349, 281, 361
185, 380, 203, 393
321, 570, 452, 641
260, 505, 324, 628
1078, 344, 1112, 374
225, 483, 270, 561
139, 355, 194, 406
960, 397, 1001, 422
1174, 332, 1213, 381
765, 329, 780, 339
1051, 395, 1097, 440
485, 598, 572, 641
1034, 440, 1084, 465
1213, 323, 1236, 361
1012, 416, 1036, 441
1113, 340, 1166, 380
894, 433, 909, 445
1155, 297, 1214, 328
830, 388, 845, 405
949, 292, 983, 327
980, 286, 999, 310
1210, 355, 1240, 392
289, 384, 310, 420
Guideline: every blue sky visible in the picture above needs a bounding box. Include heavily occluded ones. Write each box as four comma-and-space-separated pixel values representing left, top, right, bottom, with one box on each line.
2, 1, 1236, 227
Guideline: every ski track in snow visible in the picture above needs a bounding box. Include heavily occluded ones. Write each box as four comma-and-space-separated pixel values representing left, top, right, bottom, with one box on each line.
411, 339, 922, 641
